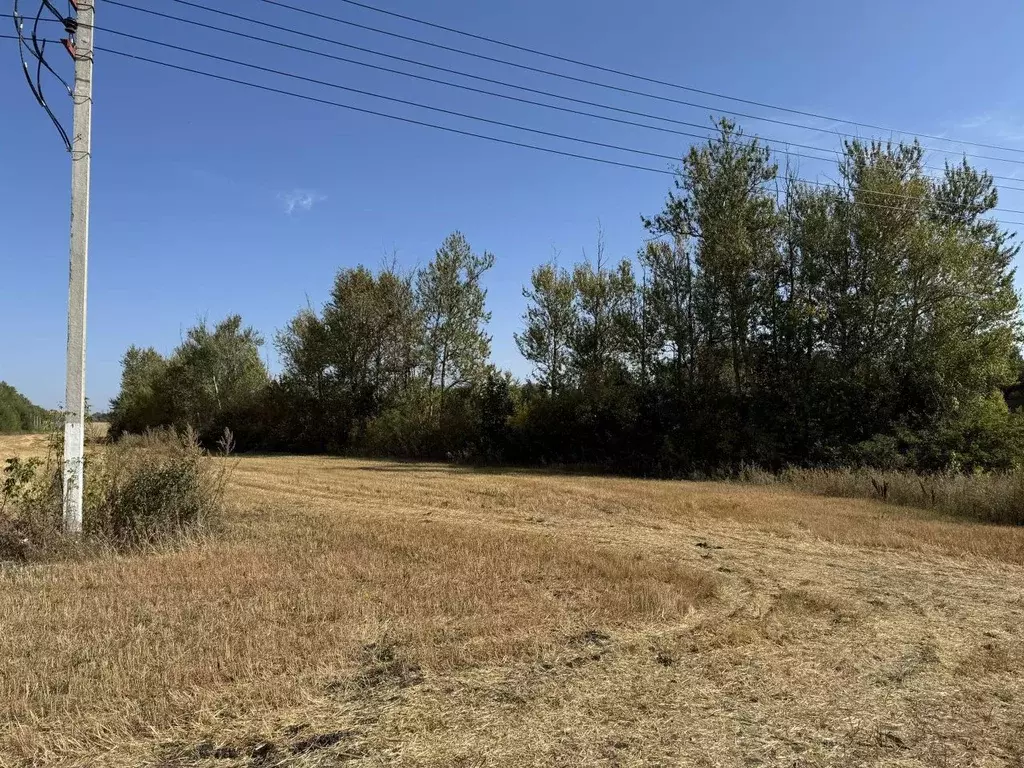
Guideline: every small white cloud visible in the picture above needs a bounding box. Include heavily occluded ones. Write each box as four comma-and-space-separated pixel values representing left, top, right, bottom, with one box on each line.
954, 111, 1024, 145
958, 113, 994, 131
278, 188, 326, 215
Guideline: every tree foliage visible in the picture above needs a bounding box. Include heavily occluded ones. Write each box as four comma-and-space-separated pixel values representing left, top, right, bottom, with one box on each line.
110, 316, 267, 441
0, 383, 48, 433
418, 232, 495, 407
107, 129, 1024, 476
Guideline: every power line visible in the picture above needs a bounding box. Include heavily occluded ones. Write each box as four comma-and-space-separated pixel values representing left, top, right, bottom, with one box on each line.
0, 30, 57, 41
328, 0, 1024, 159
247, 0, 1024, 167
98, 29, 690, 166
77, 42, 1024, 228
95, 4, 807, 161
6, 33, 1022, 226
95, 45, 679, 177
81, 7, 843, 172
95, 2, 1024, 192
8, 21, 1024, 217
108, 2, 848, 161
85, 27, 1024, 217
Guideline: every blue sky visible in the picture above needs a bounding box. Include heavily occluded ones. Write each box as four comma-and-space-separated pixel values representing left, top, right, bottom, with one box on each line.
3, 0, 1024, 409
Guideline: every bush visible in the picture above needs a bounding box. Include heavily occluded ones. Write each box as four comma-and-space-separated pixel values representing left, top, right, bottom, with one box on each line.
0, 456, 63, 560
86, 428, 230, 545
0, 428, 231, 561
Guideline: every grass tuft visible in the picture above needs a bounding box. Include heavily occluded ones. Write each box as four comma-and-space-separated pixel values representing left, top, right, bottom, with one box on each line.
740, 465, 1024, 525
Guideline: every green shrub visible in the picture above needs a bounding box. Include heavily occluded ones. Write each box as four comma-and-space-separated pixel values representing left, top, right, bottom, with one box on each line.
0, 457, 63, 560
85, 428, 230, 545
0, 428, 231, 561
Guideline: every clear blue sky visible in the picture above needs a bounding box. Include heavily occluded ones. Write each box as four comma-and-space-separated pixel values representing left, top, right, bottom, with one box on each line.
3, 0, 1024, 409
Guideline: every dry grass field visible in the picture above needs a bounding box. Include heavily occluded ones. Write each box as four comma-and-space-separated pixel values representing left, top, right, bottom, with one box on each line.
1, 434, 1024, 767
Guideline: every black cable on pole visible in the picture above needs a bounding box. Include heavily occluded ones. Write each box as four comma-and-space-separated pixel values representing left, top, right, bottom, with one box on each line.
10, 2, 71, 150
328, 0, 1024, 158
31, 0, 73, 95
90, 27, 1024, 217
100, 1, 1024, 191
247, 0, 1024, 166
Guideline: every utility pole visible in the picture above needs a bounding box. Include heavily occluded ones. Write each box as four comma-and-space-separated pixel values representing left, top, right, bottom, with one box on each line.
63, 0, 94, 534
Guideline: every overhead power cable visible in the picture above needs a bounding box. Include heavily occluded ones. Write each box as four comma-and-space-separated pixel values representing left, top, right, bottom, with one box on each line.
4, 33, 1020, 225
76, 6, 828, 169
68, 41, 1024, 227
96, 45, 679, 177
0, 31, 57, 41
242, 0, 1024, 167
327, 0, 1024, 159
10, 1, 72, 150
8, 20, 1023, 217
96, 2, 1024, 191
85, 28, 1024, 217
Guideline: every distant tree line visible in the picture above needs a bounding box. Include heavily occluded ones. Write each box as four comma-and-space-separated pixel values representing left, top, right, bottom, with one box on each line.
109, 122, 1024, 473
0, 383, 49, 433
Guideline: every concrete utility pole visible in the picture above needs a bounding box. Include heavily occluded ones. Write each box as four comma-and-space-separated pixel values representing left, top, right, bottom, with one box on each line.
63, 0, 94, 534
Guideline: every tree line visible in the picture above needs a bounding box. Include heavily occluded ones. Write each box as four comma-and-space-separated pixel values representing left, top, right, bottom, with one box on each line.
109, 121, 1024, 473
0, 383, 49, 433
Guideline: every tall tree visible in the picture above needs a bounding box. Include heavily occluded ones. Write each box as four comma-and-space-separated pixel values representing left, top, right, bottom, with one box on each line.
568, 231, 635, 384
108, 347, 170, 437
164, 315, 268, 434
645, 119, 780, 393
515, 260, 576, 395
417, 232, 495, 408
640, 238, 696, 386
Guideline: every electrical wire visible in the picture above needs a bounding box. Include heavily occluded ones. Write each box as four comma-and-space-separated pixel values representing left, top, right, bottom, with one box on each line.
10, 1, 71, 150
92, 45, 679, 177
243, 0, 1024, 167
107, 2, 839, 157
328, 0, 1024, 159
89, 4, 843, 168
76, 42, 1024, 228
87, 28, 1024, 217
0, 31, 58, 41
8, 16, 1024, 223
97, 1, 1024, 192
30, 0, 73, 95
4, 31, 1021, 226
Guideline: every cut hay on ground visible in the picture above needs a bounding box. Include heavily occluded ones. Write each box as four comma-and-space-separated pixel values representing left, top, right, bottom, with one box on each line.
1, 434, 1022, 767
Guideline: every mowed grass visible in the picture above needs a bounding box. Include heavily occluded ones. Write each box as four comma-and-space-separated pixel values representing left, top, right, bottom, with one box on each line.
2, 435, 1024, 767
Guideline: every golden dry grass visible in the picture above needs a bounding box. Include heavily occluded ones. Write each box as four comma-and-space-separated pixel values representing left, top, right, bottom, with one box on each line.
2, 434, 1024, 767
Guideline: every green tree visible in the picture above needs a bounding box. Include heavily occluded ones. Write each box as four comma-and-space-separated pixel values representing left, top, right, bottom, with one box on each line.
417, 232, 495, 409
568, 232, 636, 384
164, 315, 268, 434
639, 238, 695, 386
646, 119, 780, 393
108, 347, 170, 437
0, 382, 48, 433
515, 260, 576, 395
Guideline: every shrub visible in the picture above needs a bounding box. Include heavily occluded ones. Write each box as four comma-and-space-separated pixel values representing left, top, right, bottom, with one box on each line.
0, 428, 231, 561
86, 428, 231, 545
0, 456, 63, 560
